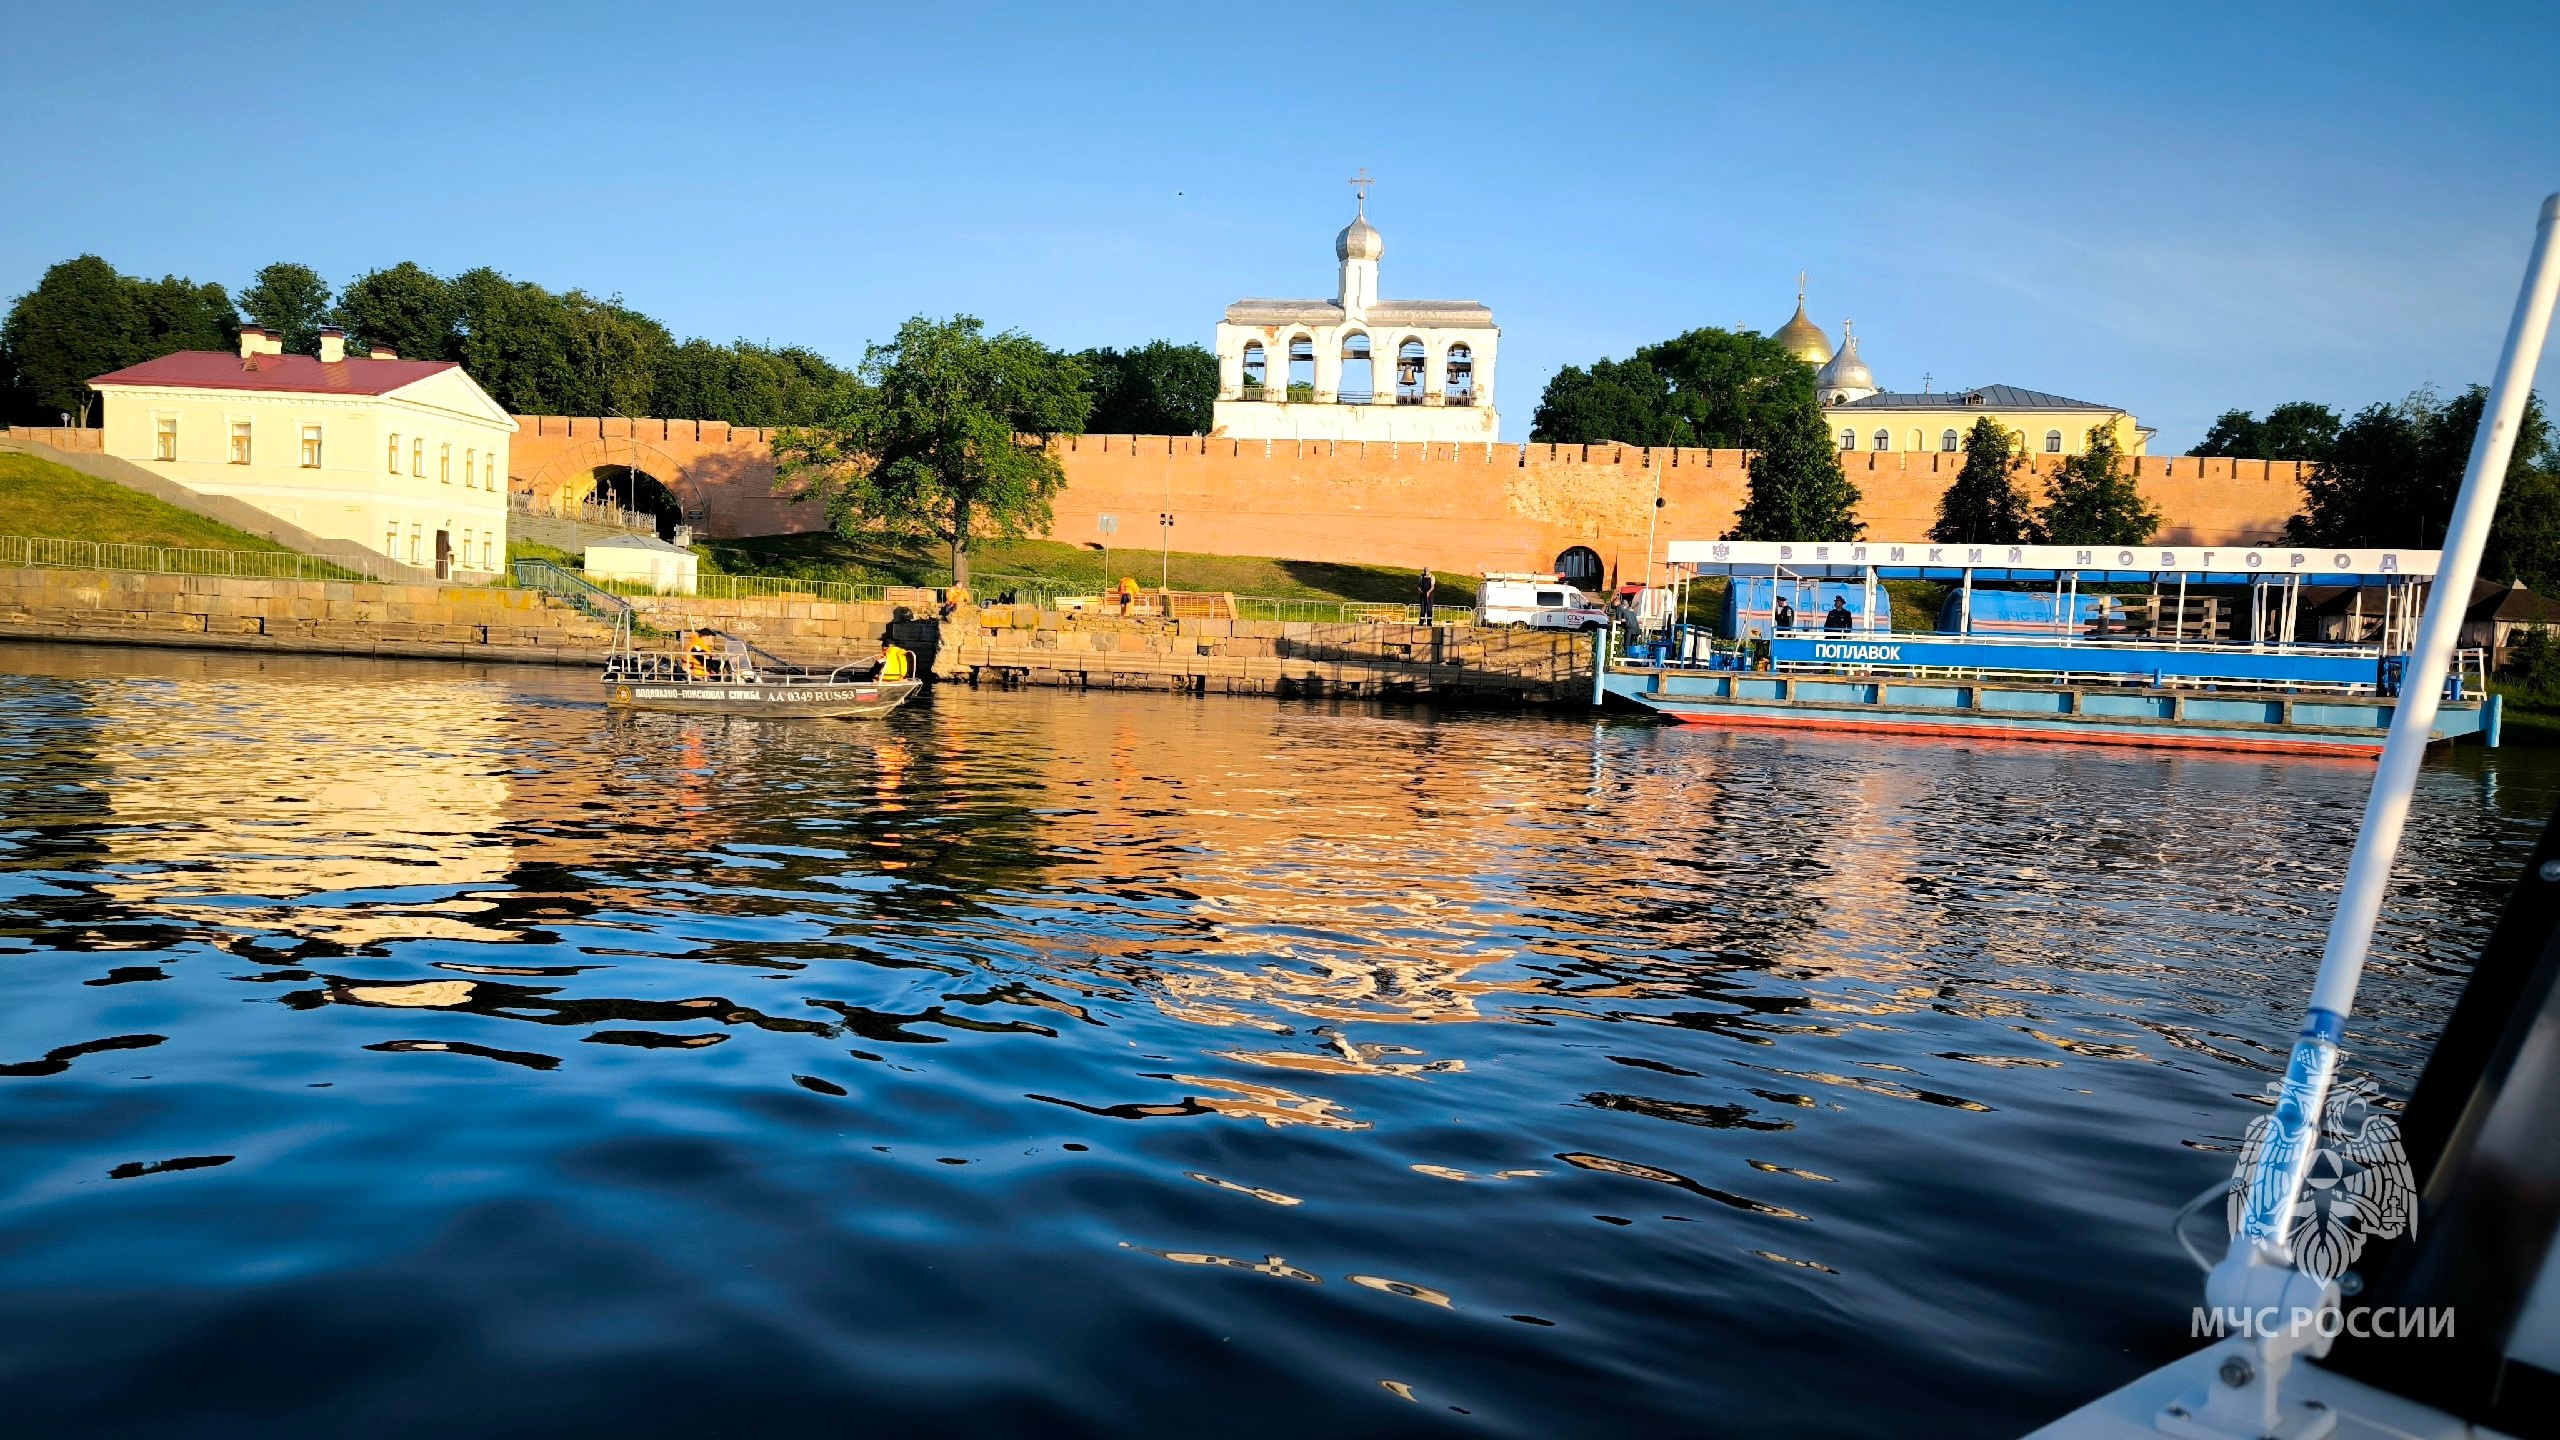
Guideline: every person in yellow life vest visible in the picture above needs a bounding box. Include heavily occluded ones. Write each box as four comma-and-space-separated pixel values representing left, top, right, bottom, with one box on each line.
876, 644, 913, 681
684, 631, 720, 681
1116, 576, 1140, 614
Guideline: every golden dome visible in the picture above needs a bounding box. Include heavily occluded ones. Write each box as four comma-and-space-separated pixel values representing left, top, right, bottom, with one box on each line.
1774, 295, 1833, 366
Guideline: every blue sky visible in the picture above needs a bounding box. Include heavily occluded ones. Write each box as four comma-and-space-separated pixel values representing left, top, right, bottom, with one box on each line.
5, 1, 2555, 450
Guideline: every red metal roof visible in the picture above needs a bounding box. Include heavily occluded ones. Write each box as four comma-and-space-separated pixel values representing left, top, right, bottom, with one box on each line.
89, 350, 458, 396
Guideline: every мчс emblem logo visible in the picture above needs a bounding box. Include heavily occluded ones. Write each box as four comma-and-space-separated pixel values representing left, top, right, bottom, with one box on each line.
2227, 1074, 2416, 1281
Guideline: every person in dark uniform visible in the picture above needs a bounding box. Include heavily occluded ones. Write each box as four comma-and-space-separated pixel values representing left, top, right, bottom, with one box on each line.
1418, 568, 1437, 624
1825, 596, 1854, 632
1773, 596, 1795, 633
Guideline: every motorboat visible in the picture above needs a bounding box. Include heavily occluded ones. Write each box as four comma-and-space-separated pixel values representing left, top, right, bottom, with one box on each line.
600, 616, 920, 719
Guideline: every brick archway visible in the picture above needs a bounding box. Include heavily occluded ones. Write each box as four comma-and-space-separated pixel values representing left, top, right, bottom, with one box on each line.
519, 435, 704, 517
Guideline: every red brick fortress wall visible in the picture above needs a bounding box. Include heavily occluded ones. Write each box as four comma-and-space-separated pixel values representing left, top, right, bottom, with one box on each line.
502, 416, 2309, 581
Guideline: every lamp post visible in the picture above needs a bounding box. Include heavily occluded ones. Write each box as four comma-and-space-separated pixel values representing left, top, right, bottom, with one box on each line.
1158, 512, 1174, 591
1097, 513, 1118, 594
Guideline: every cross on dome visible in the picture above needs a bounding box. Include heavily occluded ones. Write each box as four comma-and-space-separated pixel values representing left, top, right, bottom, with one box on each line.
1348, 167, 1374, 218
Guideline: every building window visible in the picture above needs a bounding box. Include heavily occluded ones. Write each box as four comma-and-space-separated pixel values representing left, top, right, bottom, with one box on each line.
1908, 429, 1924, 451
464, 448, 476, 488
439, 443, 451, 484
301, 425, 323, 468
482, 536, 494, 567
1239, 341, 1266, 400
408, 524, 422, 564
229, 421, 252, 465
1940, 429, 1960, 452
486, 453, 497, 488
412, 438, 425, 477
1873, 429, 1890, 451
1838, 428, 1857, 451
2045, 429, 2064, 453
155, 417, 178, 461
388, 433, 401, 473
385, 523, 399, 556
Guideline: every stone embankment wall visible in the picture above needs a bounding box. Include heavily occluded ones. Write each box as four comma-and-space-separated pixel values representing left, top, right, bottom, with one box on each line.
0, 568, 623, 662
0, 568, 1581, 703
500, 415, 2311, 588
939, 605, 1588, 702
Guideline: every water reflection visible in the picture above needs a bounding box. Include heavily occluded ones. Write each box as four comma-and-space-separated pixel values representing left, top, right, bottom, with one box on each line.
0, 642, 2549, 1437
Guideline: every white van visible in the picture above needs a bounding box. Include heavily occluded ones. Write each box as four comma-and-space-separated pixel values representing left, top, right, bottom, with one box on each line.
1476, 572, 1608, 630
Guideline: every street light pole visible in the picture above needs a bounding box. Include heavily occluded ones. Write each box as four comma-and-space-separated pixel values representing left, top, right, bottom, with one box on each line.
1158, 512, 1173, 591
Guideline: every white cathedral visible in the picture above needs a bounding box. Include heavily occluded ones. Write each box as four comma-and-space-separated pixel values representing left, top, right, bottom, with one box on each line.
1211, 180, 1501, 443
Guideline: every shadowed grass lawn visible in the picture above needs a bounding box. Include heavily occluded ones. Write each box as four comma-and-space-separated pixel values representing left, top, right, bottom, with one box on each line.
699, 532, 1478, 606
2491, 685, 2560, 746
0, 452, 295, 551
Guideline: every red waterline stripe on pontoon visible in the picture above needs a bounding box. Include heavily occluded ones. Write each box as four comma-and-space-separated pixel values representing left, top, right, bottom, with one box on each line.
1652, 709, 2385, 758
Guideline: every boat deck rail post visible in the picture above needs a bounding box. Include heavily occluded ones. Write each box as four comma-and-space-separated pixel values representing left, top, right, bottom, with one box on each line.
2164, 192, 2560, 1440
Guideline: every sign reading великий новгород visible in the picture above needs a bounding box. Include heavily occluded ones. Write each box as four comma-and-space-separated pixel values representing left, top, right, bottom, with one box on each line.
1662, 541, 2440, 579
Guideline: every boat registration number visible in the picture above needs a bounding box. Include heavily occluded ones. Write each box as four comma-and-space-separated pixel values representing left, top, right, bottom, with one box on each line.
630, 686, 879, 703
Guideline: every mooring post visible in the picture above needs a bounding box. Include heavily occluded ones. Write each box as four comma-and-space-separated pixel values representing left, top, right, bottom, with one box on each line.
1589, 622, 1608, 707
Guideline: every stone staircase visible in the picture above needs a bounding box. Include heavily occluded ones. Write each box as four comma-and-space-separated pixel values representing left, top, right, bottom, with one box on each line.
1, 432, 437, 583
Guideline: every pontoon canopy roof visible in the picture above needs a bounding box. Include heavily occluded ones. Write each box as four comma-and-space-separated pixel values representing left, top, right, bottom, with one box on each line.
1661, 539, 2440, 584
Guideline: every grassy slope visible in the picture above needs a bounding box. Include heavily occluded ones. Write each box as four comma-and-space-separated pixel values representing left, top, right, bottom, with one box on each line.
506, 539, 582, 569
702, 532, 1474, 606
0, 452, 295, 551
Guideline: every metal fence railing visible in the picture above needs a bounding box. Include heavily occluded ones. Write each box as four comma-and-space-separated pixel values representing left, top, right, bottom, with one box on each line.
512, 559, 635, 623
0, 533, 396, 582
509, 491, 655, 533
1228, 596, 1468, 626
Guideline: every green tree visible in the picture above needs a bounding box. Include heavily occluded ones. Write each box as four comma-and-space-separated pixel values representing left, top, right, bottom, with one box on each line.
1077, 341, 1217, 435
1725, 368, 1862, 541
450, 266, 578, 413
2257, 401, 2343, 461
239, 262, 333, 353
1930, 417, 2036, 543
1, 256, 140, 423
1532, 327, 1815, 448
2289, 387, 2560, 589
2035, 423, 2158, 545
2287, 399, 2423, 547
0, 255, 235, 425
651, 338, 862, 427
1530, 356, 1671, 444
2193, 409, 2261, 458
134, 275, 238, 356
2194, 401, 2341, 461
771, 315, 1091, 588
332, 261, 458, 360
555, 291, 669, 418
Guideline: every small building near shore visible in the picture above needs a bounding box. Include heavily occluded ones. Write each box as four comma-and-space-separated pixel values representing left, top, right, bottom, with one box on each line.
89, 327, 516, 577
583, 533, 698, 595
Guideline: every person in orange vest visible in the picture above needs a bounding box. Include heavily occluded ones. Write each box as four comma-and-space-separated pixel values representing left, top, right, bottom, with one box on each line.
876, 644, 913, 681
684, 630, 720, 681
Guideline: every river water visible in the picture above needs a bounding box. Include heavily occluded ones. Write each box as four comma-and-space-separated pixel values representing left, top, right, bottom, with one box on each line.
0, 643, 2549, 1438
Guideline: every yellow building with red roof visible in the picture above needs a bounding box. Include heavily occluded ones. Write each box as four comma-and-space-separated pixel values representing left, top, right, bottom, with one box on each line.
89, 327, 517, 576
